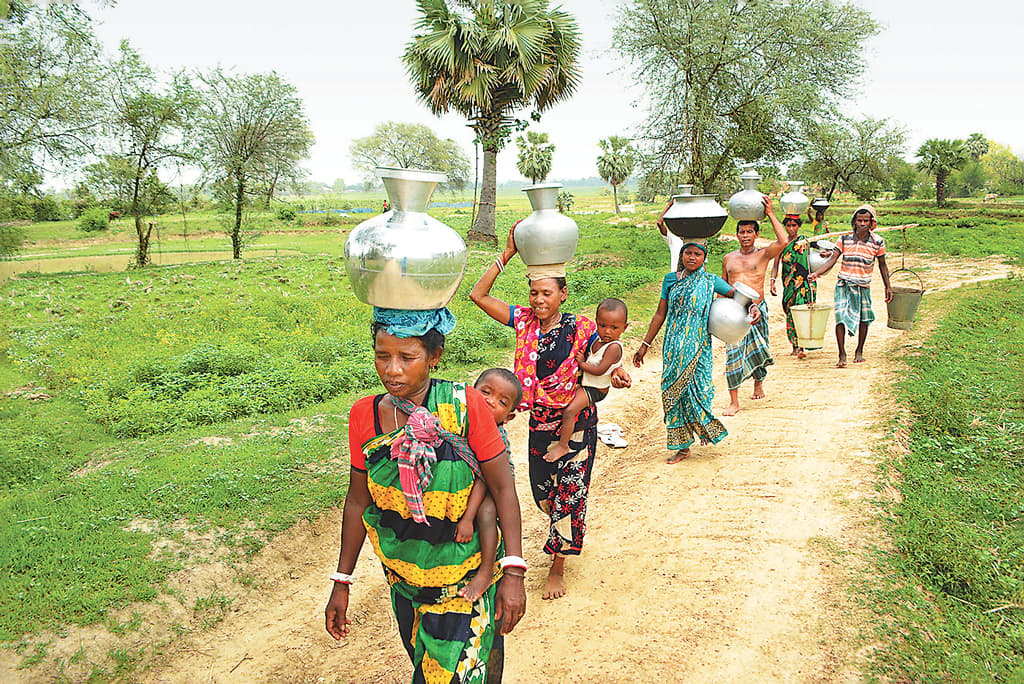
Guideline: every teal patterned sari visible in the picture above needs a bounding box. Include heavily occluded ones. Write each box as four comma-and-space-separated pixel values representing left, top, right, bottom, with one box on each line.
661, 268, 728, 450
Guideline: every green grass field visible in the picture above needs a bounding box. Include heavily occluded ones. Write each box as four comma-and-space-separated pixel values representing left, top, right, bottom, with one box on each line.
2, 192, 1023, 678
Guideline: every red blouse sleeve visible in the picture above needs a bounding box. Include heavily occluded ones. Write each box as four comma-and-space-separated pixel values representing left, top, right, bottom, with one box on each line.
465, 386, 507, 463
348, 396, 378, 471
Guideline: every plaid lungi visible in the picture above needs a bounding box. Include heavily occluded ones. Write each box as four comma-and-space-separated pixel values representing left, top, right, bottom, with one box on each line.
724, 300, 774, 390
834, 279, 875, 335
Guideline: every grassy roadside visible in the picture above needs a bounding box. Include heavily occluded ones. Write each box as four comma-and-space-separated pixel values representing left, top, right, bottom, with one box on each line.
868, 278, 1024, 681
0, 207, 677, 675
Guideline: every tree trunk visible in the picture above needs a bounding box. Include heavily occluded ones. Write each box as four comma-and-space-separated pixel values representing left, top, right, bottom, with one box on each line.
935, 170, 947, 208
131, 174, 149, 268
232, 178, 245, 258
612, 182, 620, 214
468, 147, 498, 245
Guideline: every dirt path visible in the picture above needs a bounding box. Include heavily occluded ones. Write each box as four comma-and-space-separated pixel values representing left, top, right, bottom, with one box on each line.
5, 254, 1013, 683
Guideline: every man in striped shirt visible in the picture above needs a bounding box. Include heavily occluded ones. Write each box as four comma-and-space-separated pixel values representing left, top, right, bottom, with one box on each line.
810, 204, 892, 367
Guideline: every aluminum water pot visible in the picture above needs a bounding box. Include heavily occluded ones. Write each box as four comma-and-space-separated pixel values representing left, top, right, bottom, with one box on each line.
676, 184, 694, 196
514, 183, 579, 266
779, 181, 810, 215
344, 167, 467, 310
807, 239, 836, 273
727, 164, 766, 221
662, 193, 728, 239
708, 282, 759, 344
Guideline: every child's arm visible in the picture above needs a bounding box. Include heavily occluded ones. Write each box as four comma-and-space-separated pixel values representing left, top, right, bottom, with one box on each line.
770, 252, 781, 296
456, 478, 488, 543
578, 342, 623, 375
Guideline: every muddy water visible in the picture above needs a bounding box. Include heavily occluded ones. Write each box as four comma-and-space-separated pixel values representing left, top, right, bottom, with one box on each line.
0, 250, 302, 279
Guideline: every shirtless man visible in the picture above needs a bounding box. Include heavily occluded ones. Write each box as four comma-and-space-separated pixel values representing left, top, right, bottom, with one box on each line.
720, 196, 788, 416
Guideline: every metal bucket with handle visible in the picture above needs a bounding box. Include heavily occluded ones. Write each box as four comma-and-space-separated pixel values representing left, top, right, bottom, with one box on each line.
886, 268, 925, 330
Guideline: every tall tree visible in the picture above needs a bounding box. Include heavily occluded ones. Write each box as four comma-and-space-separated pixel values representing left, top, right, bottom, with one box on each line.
916, 139, 968, 208
104, 42, 191, 267
596, 136, 636, 214
516, 131, 555, 184
964, 132, 989, 161
0, 1, 108, 188
191, 69, 314, 258
613, 0, 878, 193
349, 121, 470, 191
981, 142, 1024, 196
801, 116, 906, 201
404, 0, 581, 243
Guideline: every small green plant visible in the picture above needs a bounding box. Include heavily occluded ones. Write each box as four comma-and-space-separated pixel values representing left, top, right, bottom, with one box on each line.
275, 204, 297, 222
557, 191, 574, 213
78, 209, 110, 233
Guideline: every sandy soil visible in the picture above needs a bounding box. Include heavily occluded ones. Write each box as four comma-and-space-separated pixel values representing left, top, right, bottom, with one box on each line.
2, 253, 1014, 683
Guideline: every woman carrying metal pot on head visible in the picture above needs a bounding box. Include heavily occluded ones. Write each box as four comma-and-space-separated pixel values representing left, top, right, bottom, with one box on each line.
324, 306, 526, 682
632, 241, 760, 464
470, 225, 631, 601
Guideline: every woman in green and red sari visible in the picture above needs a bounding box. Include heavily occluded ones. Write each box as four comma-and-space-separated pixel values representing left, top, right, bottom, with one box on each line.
324, 308, 526, 683
770, 214, 818, 358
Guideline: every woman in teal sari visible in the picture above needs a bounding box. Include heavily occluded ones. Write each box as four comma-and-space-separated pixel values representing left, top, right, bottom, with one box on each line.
633, 242, 760, 463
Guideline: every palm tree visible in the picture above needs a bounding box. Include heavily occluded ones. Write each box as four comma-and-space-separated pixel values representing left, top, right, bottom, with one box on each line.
596, 136, 636, 214
516, 131, 554, 184
404, 0, 581, 243
916, 139, 968, 207
964, 132, 989, 161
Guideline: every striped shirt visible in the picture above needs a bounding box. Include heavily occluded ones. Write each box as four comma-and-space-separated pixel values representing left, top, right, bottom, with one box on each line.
836, 232, 886, 286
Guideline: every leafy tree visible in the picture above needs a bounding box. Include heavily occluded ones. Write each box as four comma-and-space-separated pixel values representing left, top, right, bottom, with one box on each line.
964, 132, 989, 161
981, 142, 1024, 196
84, 155, 172, 216
890, 160, 920, 201
0, 1, 108, 188
596, 136, 636, 214
101, 42, 192, 267
331, 178, 347, 193
949, 161, 988, 197
191, 68, 314, 258
916, 139, 968, 207
350, 121, 470, 190
404, 0, 582, 243
801, 116, 906, 201
613, 0, 878, 193
516, 131, 555, 184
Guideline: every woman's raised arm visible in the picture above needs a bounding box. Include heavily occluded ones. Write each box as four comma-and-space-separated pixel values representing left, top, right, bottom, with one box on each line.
470, 223, 518, 325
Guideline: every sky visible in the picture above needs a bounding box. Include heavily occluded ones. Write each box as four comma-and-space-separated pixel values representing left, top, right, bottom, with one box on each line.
89, 0, 1024, 187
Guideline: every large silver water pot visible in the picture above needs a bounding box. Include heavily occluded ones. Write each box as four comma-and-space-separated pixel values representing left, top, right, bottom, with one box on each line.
779, 181, 810, 215
727, 164, 766, 221
344, 167, 467, 310
662, 193, 728, 239
708, 282, 758, 344
514, 183, 579, 266
677, 184, 694, 196
807, 239, 836, 273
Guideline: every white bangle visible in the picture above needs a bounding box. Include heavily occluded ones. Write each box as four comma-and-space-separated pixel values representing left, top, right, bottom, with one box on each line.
330, 571, 353, 584
640, 340, 651, 348
498, 555, 527, 572
494, 257, 505, 273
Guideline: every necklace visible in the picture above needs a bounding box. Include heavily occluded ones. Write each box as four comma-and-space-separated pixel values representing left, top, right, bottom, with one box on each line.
393, 399, 399, 431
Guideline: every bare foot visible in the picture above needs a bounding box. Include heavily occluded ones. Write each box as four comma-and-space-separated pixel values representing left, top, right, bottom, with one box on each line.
722, 402, 740, 416
854, 352, 866, 363
751, 381, 765, 400
543, 558, 566, 600
789, 347, 801, 356
544, 443, 570, 463
667, 449, 691, 464
836, 355, 847, 368
458, 571, 492, 603
796, 349, 806, 360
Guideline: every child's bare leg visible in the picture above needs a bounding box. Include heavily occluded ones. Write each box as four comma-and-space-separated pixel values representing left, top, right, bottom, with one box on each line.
459, 495, 497, 602
545, 388, 589, 462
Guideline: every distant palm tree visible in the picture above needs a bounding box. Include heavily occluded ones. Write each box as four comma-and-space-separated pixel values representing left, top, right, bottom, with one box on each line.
917, 138, 968, 207
964, 132, 989, 161
596, 136, 636, 214
404, 0, 581, 243
516, 131, 554, 184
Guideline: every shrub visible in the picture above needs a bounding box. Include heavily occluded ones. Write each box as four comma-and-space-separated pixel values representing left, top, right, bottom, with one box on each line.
276, 204, 297, 222
79, 209, 110, 233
